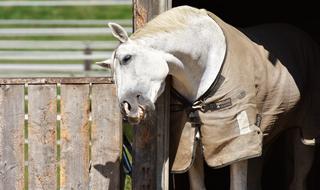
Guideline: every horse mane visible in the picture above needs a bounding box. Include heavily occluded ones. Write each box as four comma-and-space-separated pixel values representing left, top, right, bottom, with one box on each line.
131, 6, 207, 39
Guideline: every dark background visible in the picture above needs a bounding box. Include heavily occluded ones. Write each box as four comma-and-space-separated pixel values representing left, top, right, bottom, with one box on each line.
173, 0, 320, 44
171, 0, 320, 189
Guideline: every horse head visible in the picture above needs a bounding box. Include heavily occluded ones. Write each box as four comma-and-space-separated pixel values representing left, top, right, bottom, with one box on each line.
98, 23, 173, 125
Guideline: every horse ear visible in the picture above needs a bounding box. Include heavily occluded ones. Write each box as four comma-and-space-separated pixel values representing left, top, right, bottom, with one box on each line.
163, 53, 184, 74
108, 22, 129, 43
163, 53, 183, 66
96, 59, 112, 68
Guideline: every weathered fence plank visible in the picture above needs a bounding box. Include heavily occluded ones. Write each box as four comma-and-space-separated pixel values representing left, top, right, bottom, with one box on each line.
0, 64, 93, 72
28, 85, 57, 190
131, 81, 170, 190
156, 82, 170, 190
0, 50, 111, 60
133, 0, 171, 189
0, 40, 118, 50
0, 77, 112, 85
0, 85, 25, 190
60, 84, 90, 190
90, 84, 122, 190
0, 79, 121, 189
0, 19, 131, 26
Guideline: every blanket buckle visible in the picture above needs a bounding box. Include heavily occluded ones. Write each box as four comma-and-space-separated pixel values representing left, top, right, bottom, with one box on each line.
192, 100, 207, 112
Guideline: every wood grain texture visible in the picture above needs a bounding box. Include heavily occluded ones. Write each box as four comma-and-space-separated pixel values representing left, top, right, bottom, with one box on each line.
0, 77, 113, 85
156, 82, 170, 190
90, 84, 122, 190
133, 0, 171, 30
133, 1, 171, 189
28, 85, 57, 190
132, 82, 170, 190
60, 84, 90, 190
0, 85, 25, 190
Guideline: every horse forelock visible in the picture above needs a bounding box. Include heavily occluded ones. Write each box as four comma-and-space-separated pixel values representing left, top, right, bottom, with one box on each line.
131, 6, 207, 39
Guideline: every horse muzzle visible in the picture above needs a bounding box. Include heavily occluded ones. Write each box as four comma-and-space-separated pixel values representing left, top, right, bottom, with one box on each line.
120, 93, 154, 125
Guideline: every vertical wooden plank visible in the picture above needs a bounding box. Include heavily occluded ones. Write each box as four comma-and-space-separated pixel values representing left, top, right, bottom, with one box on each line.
90, 84, 122, 190
0, 85, 24, 190
131, 83, 170, 190
60, 84, 90, 190
133, 1, 171, 189
28, 85, 57, 190
133, 0, 172, 30
156, 82, 170, 190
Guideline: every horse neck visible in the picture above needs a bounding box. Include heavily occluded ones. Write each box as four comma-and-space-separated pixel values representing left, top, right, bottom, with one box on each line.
136, 17, 226, 102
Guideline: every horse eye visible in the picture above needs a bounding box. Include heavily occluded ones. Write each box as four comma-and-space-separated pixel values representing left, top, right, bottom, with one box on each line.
122, 55, 132, 64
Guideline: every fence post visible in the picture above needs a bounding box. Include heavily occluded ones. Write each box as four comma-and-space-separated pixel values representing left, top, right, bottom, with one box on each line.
84, 45, 92, 71
132, 0, 171, 189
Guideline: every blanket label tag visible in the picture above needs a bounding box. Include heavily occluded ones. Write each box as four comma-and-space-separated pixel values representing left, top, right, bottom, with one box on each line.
237, 111, 251, 135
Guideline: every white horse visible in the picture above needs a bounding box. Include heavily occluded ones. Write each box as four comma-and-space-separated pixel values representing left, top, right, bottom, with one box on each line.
98, 6, 320, 190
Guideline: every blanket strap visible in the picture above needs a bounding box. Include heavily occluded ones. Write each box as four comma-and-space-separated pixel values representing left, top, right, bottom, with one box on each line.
170, 75, 226, 113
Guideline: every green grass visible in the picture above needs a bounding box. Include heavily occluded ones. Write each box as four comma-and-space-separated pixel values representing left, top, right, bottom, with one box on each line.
0, 24, 131, 28
0, 6, 132, 20
123, 125, 133, 190
0, 24, 106, 28
125, 175, 132, 190
56, 89, 61, 190
123, 123, 133, 143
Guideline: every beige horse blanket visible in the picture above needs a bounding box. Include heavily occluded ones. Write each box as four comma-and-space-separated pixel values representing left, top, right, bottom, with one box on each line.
170, 9, 320, 172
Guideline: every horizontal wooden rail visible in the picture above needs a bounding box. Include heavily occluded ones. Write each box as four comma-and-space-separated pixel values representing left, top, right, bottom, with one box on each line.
0, 40, 118, 50
0, 50, 111, 60
0, 64, 104, 72
0, 77, 113, 84
0, 19, 132, 26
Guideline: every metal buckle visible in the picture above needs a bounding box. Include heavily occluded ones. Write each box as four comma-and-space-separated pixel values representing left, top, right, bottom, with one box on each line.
192, 100, 206, 112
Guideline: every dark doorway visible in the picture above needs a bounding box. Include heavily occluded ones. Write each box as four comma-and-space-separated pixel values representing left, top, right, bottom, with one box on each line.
171, 0, 320, 189
172, 0, 320, 44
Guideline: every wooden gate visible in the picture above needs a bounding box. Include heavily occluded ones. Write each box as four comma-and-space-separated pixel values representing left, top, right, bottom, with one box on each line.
0, 77, 122, 190
1, 1, 173, 189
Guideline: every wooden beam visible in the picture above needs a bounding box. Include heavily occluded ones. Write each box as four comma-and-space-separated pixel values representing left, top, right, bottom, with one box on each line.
28, 85, 57, 190
132, 1, 171, 189
133, 0, 171, 30
0, 77, 113, 85
0, 50, 111, 60
90, 84, 122, 190
0, 40, 119, 50
0, 19, 131, 26
60, 84, 90, 190
0, 85, 25, 190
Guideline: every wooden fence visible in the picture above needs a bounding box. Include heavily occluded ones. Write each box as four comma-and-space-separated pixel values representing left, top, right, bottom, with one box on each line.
0, 1, 173, 190
0, 77, 122, 190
